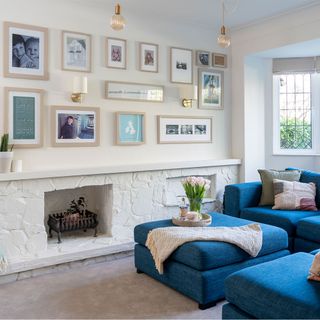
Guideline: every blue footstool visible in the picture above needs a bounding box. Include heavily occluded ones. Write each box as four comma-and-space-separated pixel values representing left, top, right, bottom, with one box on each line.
134, 212, 289, 309
223, 253, 320, 319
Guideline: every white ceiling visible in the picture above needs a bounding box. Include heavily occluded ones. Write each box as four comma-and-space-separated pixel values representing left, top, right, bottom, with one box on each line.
77, 0, 320, 30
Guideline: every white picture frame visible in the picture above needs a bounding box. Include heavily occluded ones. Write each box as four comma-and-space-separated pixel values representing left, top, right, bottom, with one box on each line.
139, 42, 158, 73
106, 37, 127, 69
170, 47, 193, 84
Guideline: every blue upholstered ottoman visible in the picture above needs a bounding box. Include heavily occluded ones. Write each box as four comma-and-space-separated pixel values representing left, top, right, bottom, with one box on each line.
134, 212, 289, 309
223, 253, 320, 319
295, 216, 320, 252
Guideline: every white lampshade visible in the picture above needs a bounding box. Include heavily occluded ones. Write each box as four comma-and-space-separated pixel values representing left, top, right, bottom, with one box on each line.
179, 85, 198, 100
73, 76, 88, 94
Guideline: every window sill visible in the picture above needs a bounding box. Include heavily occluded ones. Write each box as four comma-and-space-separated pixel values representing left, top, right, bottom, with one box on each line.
272, 153, 320, 157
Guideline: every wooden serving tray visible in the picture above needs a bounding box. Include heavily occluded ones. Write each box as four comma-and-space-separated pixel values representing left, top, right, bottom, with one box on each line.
172, 213, 212, 227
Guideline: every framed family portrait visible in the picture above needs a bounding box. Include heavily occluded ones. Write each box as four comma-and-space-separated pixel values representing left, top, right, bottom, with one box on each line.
170, 47, 193, 84
116, 112, 145, 145
106, 37, 126, 69
105, 81, 164, 102
139, 42, 158, 73
195, 50, 211, 67
3, 21, 48, 80
51, 106, 100, 147
158, 116, 212, 144
62, 31, 91, 72
4, 87, 44, 148
198, 68, 224, 110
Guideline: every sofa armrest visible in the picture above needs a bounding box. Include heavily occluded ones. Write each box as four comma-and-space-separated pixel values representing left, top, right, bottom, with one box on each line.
223, 182, 262, 217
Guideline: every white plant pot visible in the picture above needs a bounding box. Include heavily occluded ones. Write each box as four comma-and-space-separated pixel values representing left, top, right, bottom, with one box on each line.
0, 152, 13, 173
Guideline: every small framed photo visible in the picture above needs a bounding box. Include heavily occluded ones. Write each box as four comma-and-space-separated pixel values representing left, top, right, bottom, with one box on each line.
195, 50, 211, 67
106, 37, 127, 69
170, 47, 193, 84
51, 106, 100, 147
62, 31, 92, 72
4, 21, 48, 80
4, 87, 44, 148
116, 112, 145, 145
198, 68, 224, 110
212, 53, 227, 68
158, 116, 212, 144
139, 42, 158, 73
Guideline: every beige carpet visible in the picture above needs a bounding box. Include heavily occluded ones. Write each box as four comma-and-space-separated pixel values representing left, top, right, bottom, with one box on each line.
0, 256, 224, 319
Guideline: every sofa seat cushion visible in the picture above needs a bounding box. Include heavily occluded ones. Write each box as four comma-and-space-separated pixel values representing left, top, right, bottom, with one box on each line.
134, 213, 288, 271
225, 253, 320, 319
297, 216, 320, 243
240, 206, 319, 236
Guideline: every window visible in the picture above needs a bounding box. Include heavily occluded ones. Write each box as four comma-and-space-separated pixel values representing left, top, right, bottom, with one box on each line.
273, 73, 320, 154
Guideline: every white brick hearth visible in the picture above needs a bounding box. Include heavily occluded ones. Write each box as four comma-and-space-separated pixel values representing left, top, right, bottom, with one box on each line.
0, 159, 240, 275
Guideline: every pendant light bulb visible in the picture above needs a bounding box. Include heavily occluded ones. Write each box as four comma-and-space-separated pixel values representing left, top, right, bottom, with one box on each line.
217, 1, 231, 48
110, 3, 126, 31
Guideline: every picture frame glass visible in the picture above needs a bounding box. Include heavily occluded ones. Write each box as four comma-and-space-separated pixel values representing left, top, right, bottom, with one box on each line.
107, 38, 126, 69
63, 32, 91, 72
118, 114, 144, 143
8, 90, 41, 146
171, 48, 193, 84
140, 43, 158, 72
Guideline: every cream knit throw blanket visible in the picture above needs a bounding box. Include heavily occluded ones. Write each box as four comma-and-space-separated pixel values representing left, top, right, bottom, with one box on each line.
146, 224, 263, 274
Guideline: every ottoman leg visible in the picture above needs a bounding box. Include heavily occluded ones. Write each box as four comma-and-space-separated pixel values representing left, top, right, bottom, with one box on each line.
199, 301, 217, 310
136, 269, 144, 274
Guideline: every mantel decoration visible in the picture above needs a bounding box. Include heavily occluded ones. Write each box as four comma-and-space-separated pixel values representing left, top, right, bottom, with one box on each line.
182, 176, 211, 219
0, 133, 14, 173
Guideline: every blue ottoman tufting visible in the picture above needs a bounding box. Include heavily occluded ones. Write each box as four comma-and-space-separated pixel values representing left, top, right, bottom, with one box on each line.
134, 212, 289, 309
223, 253, 320, 319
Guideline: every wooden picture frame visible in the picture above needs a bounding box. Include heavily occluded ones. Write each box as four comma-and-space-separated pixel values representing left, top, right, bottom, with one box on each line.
51, 106, 100, 147
106, 37, 127, 69
212, 53, 227, 68
170, 47, 193, 84
105, 81, 164, 102
198, 68, 224, 110
3, 21, 49, 80
115, 112, 146, 145
195, 50, 211, 67
62, 30, 92, 72
157, 115, 212, 144
4, 87, 44, 148
139, 42, 159, 73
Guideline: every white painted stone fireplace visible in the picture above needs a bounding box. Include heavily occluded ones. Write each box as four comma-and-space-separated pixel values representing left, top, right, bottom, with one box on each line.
0, 159, 240, 275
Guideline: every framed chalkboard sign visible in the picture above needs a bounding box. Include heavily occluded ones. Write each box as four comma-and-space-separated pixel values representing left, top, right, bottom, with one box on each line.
4, 87, 44, 148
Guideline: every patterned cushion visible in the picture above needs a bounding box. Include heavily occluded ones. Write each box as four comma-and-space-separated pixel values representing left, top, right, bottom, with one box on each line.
273, 179, 317, 211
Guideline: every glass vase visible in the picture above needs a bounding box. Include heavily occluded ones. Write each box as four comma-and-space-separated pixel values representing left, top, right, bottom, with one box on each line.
188, 197, 203, 219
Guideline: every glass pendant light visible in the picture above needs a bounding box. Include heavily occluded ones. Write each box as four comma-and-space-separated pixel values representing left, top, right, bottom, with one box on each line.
110, 3, 125, 31
217, 1, 231, 48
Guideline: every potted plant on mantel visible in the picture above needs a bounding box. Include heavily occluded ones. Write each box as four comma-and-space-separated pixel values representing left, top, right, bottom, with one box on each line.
0, 134, 13, 173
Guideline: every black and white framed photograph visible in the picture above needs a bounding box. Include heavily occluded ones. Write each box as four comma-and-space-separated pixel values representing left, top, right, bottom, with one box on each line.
4, 21, 48, 80
158, 116, 212, 144
198, 68, 224, 110
139, 42, 158, 73
170, 47, 193, 84
106, 37, 127, 69
51, 106, 100, 147
195, 50, 211, 67
62, 31, 91, 72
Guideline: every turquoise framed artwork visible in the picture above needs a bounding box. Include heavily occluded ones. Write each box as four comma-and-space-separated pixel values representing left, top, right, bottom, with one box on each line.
116, 112, 145, 145
4, 87, 44, 148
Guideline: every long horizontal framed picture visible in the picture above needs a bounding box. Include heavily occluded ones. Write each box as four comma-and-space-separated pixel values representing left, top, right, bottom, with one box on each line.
105, 81, 164, 102
62, 30, 91, 72
158, 116, 212, 144
51, 106, 100, 147
4, 87, 44, 148
4, 21, 48, 80
198, 68, 224, 110
116, 112, 145, 145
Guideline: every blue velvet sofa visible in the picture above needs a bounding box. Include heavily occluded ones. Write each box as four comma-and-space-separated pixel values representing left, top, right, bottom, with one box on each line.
224, 169, 320, 252
222, 250, 320, 319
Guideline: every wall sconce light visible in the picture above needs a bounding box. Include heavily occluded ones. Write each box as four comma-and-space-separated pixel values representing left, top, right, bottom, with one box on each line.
71, 76, 88, 103
179, 85, 198, 108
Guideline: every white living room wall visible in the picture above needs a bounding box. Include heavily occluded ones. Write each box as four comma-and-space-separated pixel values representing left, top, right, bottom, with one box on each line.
0, 0, 231, 171
231, 3, 320, 181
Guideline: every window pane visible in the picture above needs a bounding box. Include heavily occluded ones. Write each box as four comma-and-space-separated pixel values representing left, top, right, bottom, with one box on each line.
295, 74, 303, 93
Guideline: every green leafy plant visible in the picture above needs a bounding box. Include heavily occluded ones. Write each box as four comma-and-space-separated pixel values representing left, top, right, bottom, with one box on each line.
0, 134, 9, 152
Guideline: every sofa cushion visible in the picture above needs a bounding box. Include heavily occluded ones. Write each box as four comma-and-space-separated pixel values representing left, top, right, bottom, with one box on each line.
297, 216, 320, 243
224, 253, 320, 319
134, 213, 288, 271
240, 206, 319, 236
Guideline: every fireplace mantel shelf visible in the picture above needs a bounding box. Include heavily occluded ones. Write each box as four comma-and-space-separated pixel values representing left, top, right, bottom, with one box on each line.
0, 159, 241, 182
